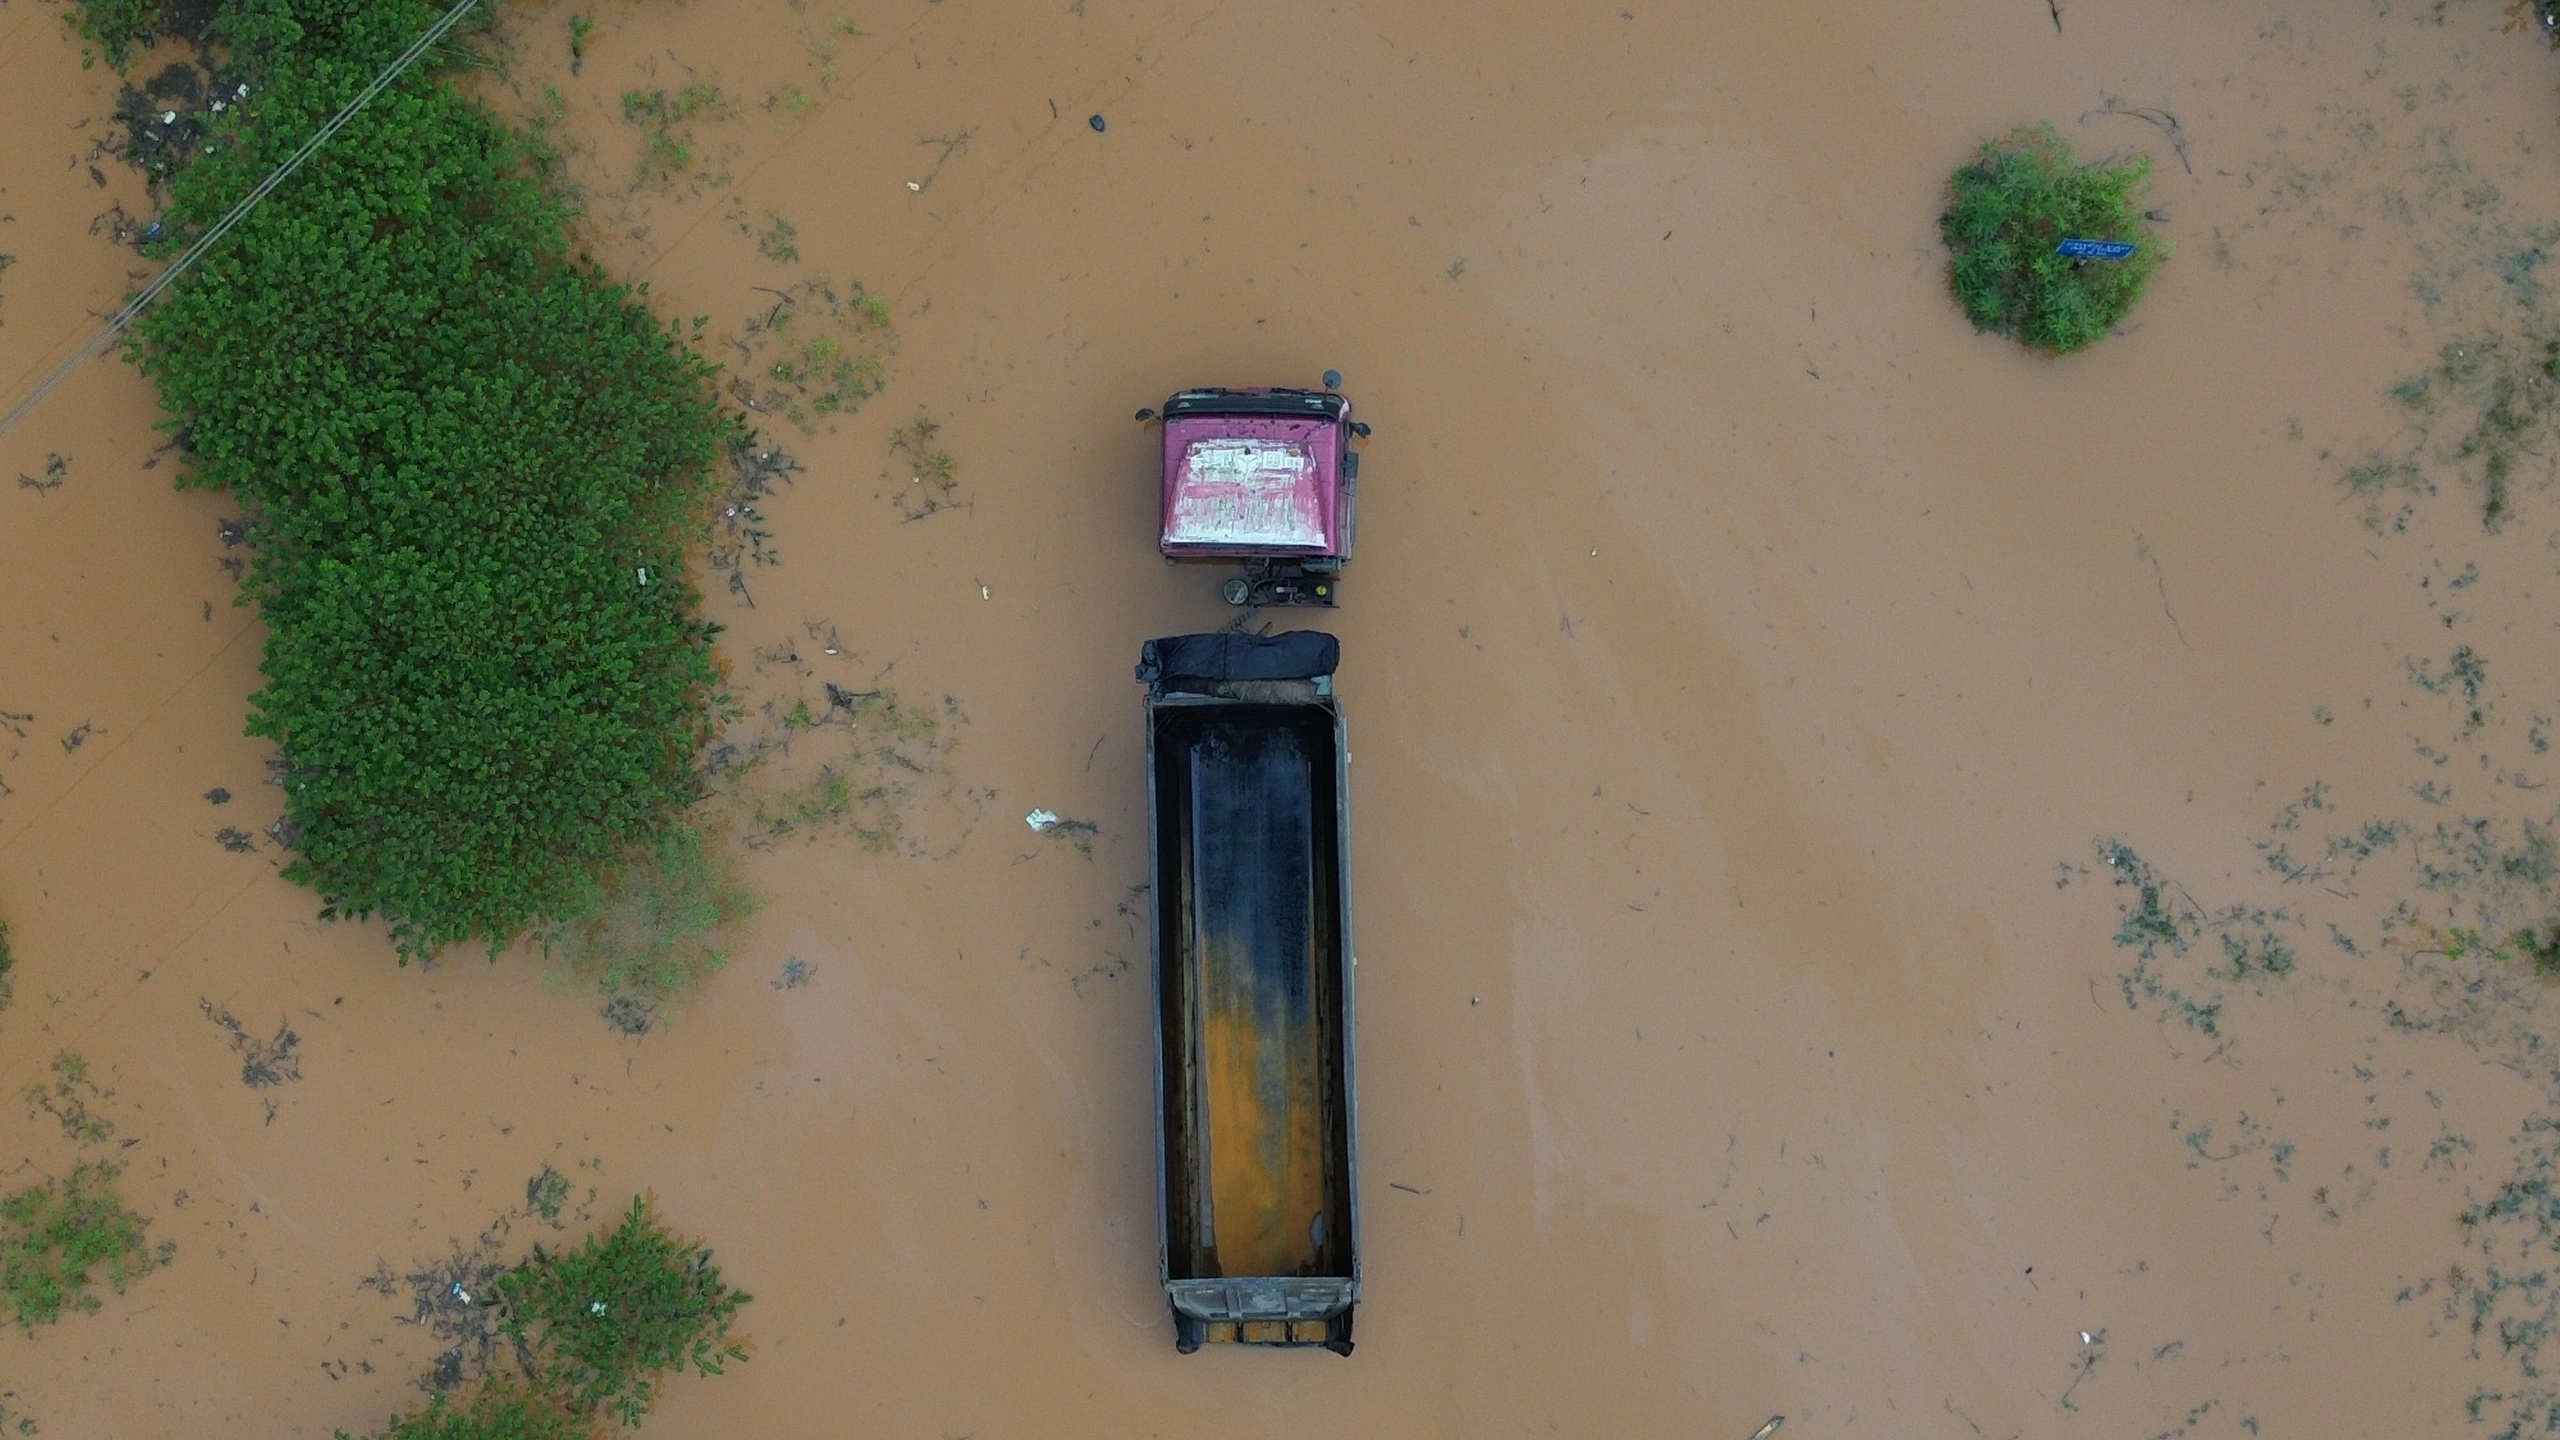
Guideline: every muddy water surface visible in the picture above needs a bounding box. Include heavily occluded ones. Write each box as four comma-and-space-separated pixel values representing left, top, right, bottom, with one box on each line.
7, 0, 2560, 1435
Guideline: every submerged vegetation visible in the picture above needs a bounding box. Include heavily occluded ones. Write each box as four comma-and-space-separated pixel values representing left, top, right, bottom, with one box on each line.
723, 276, 893, 433
1941, 124, 2163, 353
341, 1380, 589, 1440
82, 0, 740, 965
536, 818, 759, 1033
2358, 330, 2560, 532
0, 1161, 170, 1330
621, 82, 733, 187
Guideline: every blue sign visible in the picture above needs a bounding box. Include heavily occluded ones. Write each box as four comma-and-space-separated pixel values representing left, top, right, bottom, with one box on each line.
2056, 238, 2139, 261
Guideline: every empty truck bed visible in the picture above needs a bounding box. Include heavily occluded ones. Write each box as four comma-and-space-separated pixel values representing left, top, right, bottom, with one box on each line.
1172, 711, 1335, 1277
1141, 631, 1359, 1354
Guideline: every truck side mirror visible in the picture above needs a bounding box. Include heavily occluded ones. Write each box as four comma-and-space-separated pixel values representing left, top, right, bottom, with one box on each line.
1350, 421, 1371, 438
1135, 408, 1158, 423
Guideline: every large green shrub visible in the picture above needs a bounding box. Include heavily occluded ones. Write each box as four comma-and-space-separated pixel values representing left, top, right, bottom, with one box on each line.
1941, 124, 2163, 353
495, 1195, 750, 1429
127, 0, 735, 959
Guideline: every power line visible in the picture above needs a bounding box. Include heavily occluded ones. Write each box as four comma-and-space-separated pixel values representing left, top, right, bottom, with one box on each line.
0, 0, 485, 444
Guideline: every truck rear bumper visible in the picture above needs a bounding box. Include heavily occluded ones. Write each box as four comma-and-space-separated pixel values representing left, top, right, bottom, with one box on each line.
1168, 1277, 1356, 1354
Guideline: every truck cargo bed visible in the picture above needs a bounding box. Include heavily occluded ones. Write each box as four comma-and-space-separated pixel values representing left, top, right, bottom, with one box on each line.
1141, 633, 1359, 1354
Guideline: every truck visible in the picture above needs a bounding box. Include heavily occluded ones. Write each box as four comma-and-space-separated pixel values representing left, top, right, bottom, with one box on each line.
1138, 629, 1361, 1354
1137, 386, 1368, 608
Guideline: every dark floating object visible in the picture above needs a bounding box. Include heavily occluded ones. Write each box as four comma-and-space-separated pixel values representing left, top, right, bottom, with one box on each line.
1322, 369, 1342, 389
1089, 113, 1106, 132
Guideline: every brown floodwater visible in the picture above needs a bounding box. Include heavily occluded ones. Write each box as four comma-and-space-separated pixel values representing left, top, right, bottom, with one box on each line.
10, 0, 2560, 1434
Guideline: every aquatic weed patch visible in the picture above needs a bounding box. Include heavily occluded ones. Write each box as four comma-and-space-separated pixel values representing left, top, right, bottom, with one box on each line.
24, 1051, 115, 1145
1941, 124, 2163, 353
118, 0, 738, 962
621, 82, 734, 188
724, 677, 972, 856
0, 1161, 171, 1330
721, 277, 893, 434
2095, 840, 2304, 1039
2370, 327, 2560, 532
2084, 681, 2560, 1433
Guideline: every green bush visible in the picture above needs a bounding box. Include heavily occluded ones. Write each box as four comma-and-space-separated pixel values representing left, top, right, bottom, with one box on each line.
338, 1380, 588, 1440
1941, 124, 2163, 353
496, 1195, 749, 1429
63, 0, 160, 69
0, 910, 14, 1010
0, 1161, 172, 1329
125, 0, 736, 960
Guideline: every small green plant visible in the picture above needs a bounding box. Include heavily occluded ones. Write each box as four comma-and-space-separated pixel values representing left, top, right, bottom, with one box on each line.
0, 910, 14, 1011
756, 212, 799, 263
338, 1378, 588, 1440
764, 85, 821, 121
496, 1195, 750, 1429
24, 1052, 113, 1145
889, 414, 959, 520
2512, 924, 2560, 978
567, 13, 596, 69
535, 819, 759, 1020
0, 1161, 171, 1329
1941, 124, 2164, 353
527, 1166, 574, 1224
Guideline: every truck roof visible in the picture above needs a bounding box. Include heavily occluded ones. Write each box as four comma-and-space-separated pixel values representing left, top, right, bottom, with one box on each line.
1160, 413, 1342, 556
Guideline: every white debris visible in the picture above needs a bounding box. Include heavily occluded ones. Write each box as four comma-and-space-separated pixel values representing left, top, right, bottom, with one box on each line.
1025, 809, 1061, 833
636, 566, 650, 585
162, 111, 179, 124
906, 181, 922, 191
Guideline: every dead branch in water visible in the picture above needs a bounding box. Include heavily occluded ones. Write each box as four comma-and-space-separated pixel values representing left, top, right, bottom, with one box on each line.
2086, 95, 2193, 175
